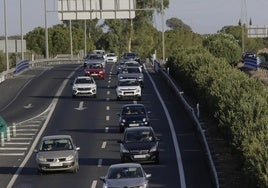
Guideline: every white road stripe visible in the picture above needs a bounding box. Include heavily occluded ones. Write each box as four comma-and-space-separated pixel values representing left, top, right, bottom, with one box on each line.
0, 153, 25, 156
106, 106, 110, 110
98, 159, 102, 167
0, 147, 27, 150
15, 133, 35, 136
5, 142, 30, 145
101, 142, 107, 149
10, 138, 33, 140
91, 180, 97, 188
107, 90, 110, 95
15, 129, 38, 132
106, 116, 109, 121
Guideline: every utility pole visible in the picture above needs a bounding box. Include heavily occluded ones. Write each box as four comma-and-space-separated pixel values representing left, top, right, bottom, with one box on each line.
20, 0, 24, 60
44, 0, 49, 59
4, 0, 9, 70
161, 0, 165, 64
241, 0, 247, 52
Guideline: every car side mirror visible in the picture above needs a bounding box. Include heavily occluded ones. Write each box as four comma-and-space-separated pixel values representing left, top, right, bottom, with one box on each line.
146, 173, 152, 179
100, 176, 106, 182
76, 147, 80, 151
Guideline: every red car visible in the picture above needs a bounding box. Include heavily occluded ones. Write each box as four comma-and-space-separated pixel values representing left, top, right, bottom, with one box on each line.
84, 63, 105, 79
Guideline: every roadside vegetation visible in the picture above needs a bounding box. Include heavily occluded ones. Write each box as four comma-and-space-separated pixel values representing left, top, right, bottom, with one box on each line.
0, 0, 267, 187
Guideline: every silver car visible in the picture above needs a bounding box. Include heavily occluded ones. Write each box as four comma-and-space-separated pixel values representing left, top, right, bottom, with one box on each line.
100, 163, 151, 188
35, 135, 80, 173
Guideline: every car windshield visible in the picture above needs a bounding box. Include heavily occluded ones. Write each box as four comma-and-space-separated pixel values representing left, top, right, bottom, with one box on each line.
40, 138, 73, 151
75, 78, 94, 84
88, 54, 104, 60
108, 167, 143, 179
122, 106, 145, 115
121, 68, 140, 74
88, 63, 103, 69
125, 130, 154, 143
118, 80, 139, 86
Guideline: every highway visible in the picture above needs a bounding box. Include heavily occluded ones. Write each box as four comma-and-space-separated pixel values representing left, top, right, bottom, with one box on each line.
0, 61, 214, 188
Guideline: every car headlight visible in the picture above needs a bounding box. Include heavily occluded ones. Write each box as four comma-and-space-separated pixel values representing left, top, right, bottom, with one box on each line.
138, 183, 148, 188
120, 145, 129, 153
99, 71, 103, 74
72, 86, 78, 90
150, 144, 158, 152
38, 155, 46, 162
142, 118, 147, 122
66, 155, 74, 161
122, 119, 126, 123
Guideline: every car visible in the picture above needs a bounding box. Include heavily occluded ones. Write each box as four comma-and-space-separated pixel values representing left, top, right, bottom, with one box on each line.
118, 66, 144, 87
72, 76, 97, 98
100, 163, 151, 188
83, 53, 106, 68
34, 135, 80, 173
84, 63, 105, 79
124, 60, 143, 71
116, 79, 141, 101
117, 104, 150, 132
118, 126, 159, 163
121, 52, 141, 63
106, 52, 118, 63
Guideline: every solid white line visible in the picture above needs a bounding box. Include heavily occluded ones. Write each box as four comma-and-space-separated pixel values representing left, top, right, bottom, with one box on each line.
101, 142, 107, 149
91, 180, 97, 188
5, 142, 30, 145
0, 147, 27, 150
7, 66, 80, 188
145, 65, 186, 188
0, 153, 25, 156
98, 159, 102, 167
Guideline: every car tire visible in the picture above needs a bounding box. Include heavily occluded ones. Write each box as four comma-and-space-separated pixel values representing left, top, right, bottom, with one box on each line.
119, 127, 124, 133
120, 156, 126, 163
117, 97, 120, 101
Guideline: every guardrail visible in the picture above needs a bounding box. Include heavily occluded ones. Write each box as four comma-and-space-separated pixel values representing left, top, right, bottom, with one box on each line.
152, 59, 219, 188
0, 55, 82, 84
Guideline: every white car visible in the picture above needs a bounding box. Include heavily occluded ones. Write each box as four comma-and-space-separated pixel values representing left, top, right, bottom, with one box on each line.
106, 53, 118, 63
116, 79, 141, 101
72, 76, 97, 98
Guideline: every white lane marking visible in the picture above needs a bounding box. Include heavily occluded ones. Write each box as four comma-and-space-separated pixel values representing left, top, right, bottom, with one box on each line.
107, 85, 110, 88
101, 142, 107, 149
106, 116, 110, 121
15, 129, 38, 132
106, 106, 110, 110
91, 180, 97, 188
0, 147, 27, 150
75, 101, 87, 110
15, 133, 36, 136
5, 142, 30, 145
106, 98, 110, 101
107, 90, 110, 95
105, 127, 109, 133
108, 80, 111, 83
98, 159, 102, 167
7, 65, 80, 188
0, 153, 25, 156
145, 65, 186, 188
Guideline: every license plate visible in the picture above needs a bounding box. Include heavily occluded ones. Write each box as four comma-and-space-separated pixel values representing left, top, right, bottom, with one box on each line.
134, 155, 146, 159
50, 162, 62, 167
129, 123, 139, 127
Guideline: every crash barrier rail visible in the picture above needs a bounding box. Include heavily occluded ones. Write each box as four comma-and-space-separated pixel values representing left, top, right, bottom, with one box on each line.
14, 60, 30, 74
152, 59, 219, 188
0, 54, 82, 84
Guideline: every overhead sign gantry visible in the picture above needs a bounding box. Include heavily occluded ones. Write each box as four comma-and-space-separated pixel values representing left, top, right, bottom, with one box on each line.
58, 0, 136, 20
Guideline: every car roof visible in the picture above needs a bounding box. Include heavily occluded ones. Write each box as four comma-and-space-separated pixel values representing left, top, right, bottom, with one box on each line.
109, 163, 142, 169
122, 104, 145, 108
125, 126, 153, 132
41, 135, 72, 141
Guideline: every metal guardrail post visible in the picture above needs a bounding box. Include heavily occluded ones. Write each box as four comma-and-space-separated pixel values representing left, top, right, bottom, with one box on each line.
12, 123, 16, 137
1, 132, 4, 146
6, 126, 10, 141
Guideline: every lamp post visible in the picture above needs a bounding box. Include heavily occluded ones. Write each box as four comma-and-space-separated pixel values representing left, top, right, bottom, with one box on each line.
20, 0, 24, 60
4, 0, 9, 70
44, 0, 49, 59
161, 0, 165, 64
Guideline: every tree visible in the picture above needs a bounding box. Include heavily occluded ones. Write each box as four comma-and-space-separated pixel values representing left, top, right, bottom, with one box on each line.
166, 17, 192, 31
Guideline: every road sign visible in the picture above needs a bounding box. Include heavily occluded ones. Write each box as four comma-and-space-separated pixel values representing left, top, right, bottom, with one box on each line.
58, 0, 136, 20
247, 25, 268, 38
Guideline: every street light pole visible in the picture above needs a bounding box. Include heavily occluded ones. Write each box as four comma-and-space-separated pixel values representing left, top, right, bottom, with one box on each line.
161, 0, 165, 64
20, 0, 24, 60
44, 0, 49, 59
4, 0, 9, 70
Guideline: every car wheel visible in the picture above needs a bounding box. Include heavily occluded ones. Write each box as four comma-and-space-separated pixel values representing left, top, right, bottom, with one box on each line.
72, 94, 76, 98
155, 156, 159, 164
138, 97, 142, 101
72, 162, 79, 173
93, 94, 97, 98
117, 97, 120, 101
37, 169, 44, 175
121, 156, 126, 163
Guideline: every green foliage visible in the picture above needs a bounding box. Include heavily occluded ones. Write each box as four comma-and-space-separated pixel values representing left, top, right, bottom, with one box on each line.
166, 17, 192, 31
203, 33, 242, 66
0, 51, 5, 72
167, 47, 268, 187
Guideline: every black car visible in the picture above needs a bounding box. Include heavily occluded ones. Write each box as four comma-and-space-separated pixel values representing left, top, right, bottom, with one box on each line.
117, 104, 150, 133
118, 126, 159, 164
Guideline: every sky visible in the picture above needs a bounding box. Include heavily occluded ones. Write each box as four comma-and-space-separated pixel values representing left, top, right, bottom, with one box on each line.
0, 0, 268, 36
